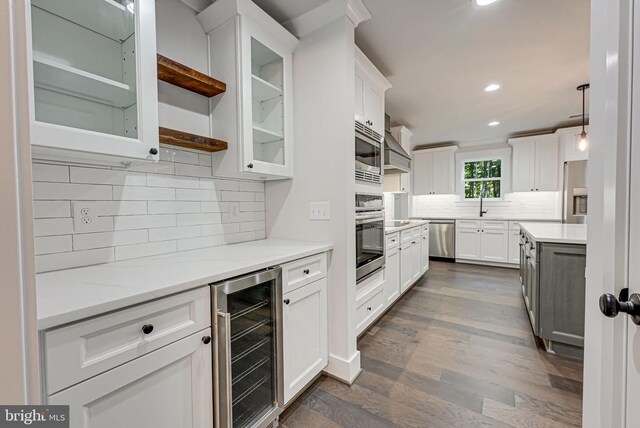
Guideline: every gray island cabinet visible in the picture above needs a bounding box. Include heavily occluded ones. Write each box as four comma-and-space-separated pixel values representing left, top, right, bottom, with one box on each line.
519, 223, 587, 360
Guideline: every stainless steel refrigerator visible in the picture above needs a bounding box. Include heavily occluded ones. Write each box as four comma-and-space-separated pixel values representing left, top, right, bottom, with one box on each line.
562, 160, 588, 224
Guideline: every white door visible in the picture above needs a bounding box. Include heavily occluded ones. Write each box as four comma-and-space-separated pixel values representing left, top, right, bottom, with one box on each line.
511, 139, 536, 192
410, 240, 421, 282
49, 330, 213, 428
421, 233, 430, 274
508, 229, 521, 264
282, 278, 328, 404
431, 151, 453, 194
534, 136, 560, 191
456, 228, 481, 260
384, 247, 400, 305
400, 242, 412, 292
413, 151, 433, 195
363, 84, 383, 135
480, 229, 509, 263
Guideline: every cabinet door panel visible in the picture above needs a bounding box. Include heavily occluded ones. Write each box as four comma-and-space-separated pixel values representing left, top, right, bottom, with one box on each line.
421, 234, 430, 274
535, 137, 560, 191
354, 73, 364, 122
413, 152, 433, 195
283, 279, 328, 404
363, 85, 383, 135
49, 330, 213, 428
384, 248, 400, 305
511, 140, 536, 192
411, 240, 421, 282
400, 244, 413, 292
431, 151, 454, 194
480, 229, 509, 263
456, 229, 481, 260
509, 230, 521, 265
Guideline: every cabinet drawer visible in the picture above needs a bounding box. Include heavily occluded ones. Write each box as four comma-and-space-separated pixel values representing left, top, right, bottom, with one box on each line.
481, 220, 508, 230
356, 268, 384, 303
509, 221, 521, 231
386, 232, 400, 250
44, 286, 211, 395
401, 228, 414, 243
356, 287, 384, 335
457, 220, 480, 229
282, 252, 327, 294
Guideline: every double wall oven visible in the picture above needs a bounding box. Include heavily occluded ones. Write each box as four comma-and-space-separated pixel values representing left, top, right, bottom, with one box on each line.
355, 121, 383, 184
213, 268, 283, 428
356, 193, 385, 283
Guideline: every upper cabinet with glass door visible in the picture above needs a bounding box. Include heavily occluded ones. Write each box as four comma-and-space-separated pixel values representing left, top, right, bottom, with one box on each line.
198, 0, 297, 180
28, 0, 159, 165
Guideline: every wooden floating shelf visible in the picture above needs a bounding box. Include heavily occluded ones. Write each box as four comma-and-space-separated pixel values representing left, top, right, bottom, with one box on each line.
159, 127, 227, 153
157, 54, 226, 97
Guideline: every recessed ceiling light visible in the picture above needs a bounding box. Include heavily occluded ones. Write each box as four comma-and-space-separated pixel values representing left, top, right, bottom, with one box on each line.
484, 83, 501, 92
476, 0, 499, 6
488, 121, 500, 127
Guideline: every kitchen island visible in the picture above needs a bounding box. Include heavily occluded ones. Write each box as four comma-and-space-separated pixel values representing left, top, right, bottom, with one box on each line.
519, 222, 587, 359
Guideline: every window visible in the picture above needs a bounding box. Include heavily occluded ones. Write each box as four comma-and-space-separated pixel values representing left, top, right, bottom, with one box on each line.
463, 159, 502, 199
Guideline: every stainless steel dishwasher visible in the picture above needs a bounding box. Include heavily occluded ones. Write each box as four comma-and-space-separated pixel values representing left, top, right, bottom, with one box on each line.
428, 220, 455, 261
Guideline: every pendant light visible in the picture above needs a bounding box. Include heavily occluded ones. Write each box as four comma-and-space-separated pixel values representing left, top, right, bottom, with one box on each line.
577, 83, 590, 152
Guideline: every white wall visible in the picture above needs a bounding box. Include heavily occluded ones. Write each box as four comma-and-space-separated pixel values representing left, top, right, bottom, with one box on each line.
32, 146, 266, 273
266, 17, 360, 382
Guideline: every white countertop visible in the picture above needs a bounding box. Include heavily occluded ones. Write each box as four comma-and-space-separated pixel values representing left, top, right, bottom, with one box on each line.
519, 223, 587, 245
414, 216, 562, 222
385, 219, 430, 234
36, 239, 332, 330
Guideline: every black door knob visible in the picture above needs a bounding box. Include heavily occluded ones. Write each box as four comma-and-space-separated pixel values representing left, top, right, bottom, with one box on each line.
142, 324, 154, 334
284, 299, 290, 305
149, 147, 159, 155
247, 163, 254, 169
202, 336, 211, 345
303, 269, 310, 275
600, 292, 640, 325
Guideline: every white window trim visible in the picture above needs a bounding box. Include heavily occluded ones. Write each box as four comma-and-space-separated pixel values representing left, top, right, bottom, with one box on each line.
455, 147, 512, 203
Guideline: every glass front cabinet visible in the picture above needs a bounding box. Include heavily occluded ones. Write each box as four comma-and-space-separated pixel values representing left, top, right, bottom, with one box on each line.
28, 0, 159, 164
198, 0, 297, 180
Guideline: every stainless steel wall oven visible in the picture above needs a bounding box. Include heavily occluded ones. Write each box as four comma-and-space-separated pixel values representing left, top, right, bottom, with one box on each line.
213, 268, 283, 428
356, 193, 385, 282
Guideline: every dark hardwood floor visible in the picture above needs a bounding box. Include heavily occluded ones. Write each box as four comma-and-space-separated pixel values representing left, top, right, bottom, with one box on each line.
280, 261, 583, 428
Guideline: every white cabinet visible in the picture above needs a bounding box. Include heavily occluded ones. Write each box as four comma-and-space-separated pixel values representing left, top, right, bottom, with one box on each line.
480, 229, 509, 263
456, 227, 482, 260
199, 0, 298, 179
410, 236, 421, 282
399, 226, 423, 293
28, 0, 159, 164
510, 134, 560, 192
413, 146, 458, 195
509, 228, 521, 265
400, 239, 413, 292
49, 329, 213, 428
420, 229, 430, 274
384, 233, 401, 305
354, 47, 390, 136
282, 277, 328, 404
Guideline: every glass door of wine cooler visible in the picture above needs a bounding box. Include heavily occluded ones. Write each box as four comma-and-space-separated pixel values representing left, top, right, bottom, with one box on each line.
215, 268, 283, 428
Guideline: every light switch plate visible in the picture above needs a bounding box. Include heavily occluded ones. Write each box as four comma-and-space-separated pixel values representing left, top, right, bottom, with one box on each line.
310, 202, 330, 220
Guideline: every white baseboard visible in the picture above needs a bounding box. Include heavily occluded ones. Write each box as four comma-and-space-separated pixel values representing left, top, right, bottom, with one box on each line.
324, 351, 361, 384
456, 259, 519, 269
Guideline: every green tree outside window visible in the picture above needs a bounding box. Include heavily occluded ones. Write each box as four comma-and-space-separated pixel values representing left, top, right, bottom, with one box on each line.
463, 159, 502, 199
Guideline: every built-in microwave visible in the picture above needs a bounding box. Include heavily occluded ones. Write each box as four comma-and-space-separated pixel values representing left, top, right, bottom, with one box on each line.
355, 121, 383, 184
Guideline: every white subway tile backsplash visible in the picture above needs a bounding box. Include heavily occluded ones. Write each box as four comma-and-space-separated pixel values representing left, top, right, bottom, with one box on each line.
70, 167, 147, 186
115, 241, 177, 261
34, 182, 112, 201
36, 248, 115, 272
73, 230, 149, 250
33, 163, 69, 182
32, 148, 265, 273
114, 214, 176, 231
35, 235, 73, 255
149, 226, 201, 242
33, 201, 71, 218
113, 186, 175, 201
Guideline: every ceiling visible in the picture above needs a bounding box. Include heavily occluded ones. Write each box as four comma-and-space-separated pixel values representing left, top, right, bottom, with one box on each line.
250, 0, 590, 147
356, 0, 590, 146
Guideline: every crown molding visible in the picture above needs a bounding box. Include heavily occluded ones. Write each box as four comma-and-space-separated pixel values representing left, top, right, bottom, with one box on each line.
283, 0, 371, 38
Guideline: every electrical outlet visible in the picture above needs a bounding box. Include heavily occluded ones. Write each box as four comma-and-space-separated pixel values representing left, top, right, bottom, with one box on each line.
228, 202, 240, 222
310, 202, 330, 220
73, 202, 99, 232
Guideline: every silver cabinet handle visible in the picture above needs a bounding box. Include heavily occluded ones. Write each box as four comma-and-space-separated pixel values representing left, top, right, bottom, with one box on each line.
217, 311, 232, 428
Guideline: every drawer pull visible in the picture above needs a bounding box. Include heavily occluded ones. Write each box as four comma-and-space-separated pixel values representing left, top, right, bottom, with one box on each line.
202, 335, 212, 345
141, 324, 154, 335
367, 306, 372, 311
284, 299, 291, 305
303, 269, 310, 275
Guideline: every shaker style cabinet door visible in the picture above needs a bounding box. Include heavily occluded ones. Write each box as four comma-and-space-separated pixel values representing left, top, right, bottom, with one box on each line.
421, 233, 430, 274
511, 139, 536, 192
456, 228, 481, 260
282, 278, 328, 404
480, 229, 509, 263
384, 246, 400, 305
29, 0, 159, 164
413, 151, 434, 195
48, 330, 213, 428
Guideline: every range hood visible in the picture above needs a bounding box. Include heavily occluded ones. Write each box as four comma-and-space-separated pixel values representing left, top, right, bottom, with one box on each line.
384, 114, 412, 173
